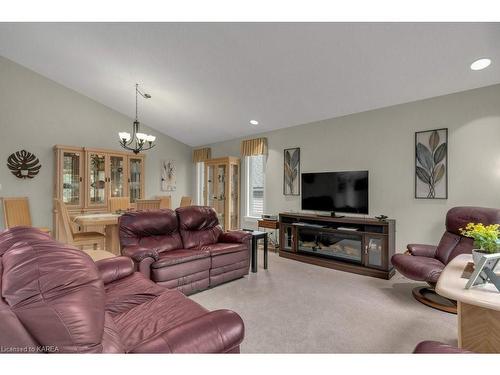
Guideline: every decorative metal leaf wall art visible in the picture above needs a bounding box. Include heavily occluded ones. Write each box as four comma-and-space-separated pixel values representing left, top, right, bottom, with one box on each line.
7, 150, 42, 179
415, 128, 448, 199
284, 147, 300, 195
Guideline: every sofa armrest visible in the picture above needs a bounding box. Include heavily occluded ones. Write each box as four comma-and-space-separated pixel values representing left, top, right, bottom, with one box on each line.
219, 230, 251, 244
95, 256, 135, 284
413, 341, 472, 354
407, 244, 437, 258
130, 309, 244, 354
122, 245, 159, 262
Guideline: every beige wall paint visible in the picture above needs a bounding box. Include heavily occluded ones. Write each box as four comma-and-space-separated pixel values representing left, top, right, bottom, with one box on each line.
0, 56, 193, 230
205, 84, 500, 251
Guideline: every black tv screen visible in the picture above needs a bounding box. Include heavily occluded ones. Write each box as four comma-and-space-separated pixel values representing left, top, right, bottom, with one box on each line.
301, 171, 369, 214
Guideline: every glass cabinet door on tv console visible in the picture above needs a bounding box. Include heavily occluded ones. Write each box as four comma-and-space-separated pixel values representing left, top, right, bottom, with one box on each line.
204, 156, 240, 231
364, 234, 388, 270
280, 224, 294, 251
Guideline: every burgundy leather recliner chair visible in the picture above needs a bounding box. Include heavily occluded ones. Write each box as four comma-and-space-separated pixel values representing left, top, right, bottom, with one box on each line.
0, 226, 244, 353
391, 206, 500, 312
120, 206, 251, 295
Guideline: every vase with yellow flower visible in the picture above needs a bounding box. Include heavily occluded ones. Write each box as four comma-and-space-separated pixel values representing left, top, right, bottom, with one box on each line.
460, 223, 500, 265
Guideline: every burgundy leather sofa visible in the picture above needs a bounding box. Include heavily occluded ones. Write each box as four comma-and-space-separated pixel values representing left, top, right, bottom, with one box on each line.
120, 206, 251, 295
0, 226, 244, 353
391, 206, 500, 312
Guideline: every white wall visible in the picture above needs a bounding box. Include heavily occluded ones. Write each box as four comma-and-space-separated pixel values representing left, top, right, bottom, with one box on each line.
204, 84, 500, 251
0, 56, 193, 230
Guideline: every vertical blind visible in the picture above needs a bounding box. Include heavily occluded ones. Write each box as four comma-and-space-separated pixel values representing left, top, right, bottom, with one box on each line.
241, 137, 267, 156
192, 147, 211, 163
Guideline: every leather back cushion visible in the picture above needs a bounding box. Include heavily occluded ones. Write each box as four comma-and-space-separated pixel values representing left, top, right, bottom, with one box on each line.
436, 206, 500, 264
176, 206, 223, 249
119, 210, 183, 253
0, 227, 56, 352
445, 206, 500, 235
0, 226, 50, 256
1, 240, 106, 353
0, 260, 40, 352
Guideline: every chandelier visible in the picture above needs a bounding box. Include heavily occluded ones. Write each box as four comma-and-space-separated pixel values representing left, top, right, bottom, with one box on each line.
119, 83, 156, 154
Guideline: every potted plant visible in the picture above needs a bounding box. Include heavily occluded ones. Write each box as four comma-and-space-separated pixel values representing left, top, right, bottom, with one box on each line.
460, 223, 500, 264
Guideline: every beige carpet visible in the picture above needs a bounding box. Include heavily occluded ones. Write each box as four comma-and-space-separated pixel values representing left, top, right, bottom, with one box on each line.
190, 251, 457, 353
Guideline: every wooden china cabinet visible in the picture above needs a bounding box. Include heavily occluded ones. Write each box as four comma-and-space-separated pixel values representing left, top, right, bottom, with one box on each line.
53, 145, 145, 240
204, 156, 240, 231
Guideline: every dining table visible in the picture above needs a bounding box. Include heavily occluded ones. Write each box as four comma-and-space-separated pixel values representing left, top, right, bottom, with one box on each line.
73, 213, 122, 255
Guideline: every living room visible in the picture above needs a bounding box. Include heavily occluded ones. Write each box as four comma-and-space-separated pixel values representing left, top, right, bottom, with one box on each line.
1, 1, 500, 373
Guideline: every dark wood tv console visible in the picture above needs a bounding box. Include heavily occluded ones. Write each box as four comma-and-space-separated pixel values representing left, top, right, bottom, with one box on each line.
279, 212, 395, 279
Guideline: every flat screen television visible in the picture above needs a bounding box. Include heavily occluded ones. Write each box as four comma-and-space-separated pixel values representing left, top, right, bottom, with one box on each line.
301, 171, 369, 214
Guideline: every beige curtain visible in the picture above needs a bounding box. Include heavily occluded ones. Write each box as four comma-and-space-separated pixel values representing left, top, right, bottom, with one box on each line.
241, 137, 267, 156
192, 147, 211, 163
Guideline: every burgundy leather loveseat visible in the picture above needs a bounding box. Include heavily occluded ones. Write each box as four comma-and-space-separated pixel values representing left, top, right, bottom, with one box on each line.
0, 226, 244, 353
119, 206, 252, 295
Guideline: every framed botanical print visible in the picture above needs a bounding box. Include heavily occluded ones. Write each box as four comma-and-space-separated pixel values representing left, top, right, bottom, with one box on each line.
415, 128, 448, 199
284, 147, 300, 195
161, 160, 176, 191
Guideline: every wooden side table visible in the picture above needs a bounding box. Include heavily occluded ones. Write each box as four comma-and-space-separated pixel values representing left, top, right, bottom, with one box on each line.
436, 254, 500, 353
257, 219, 279, 251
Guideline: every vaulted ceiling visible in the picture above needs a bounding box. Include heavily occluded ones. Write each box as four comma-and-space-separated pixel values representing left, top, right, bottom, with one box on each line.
0, 23, 499, 146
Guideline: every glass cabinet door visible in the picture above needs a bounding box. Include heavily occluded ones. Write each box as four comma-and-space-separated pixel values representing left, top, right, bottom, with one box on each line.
62, 151, 83, 207
364, 235, 387, 269
88, 152, 107, 206
217, 164, 226, 229
129, 157, 143, 203
109, 155, 126, 198
205, 157, 240, 231
206, 164, 216, 209
281, 224, 294, 252
229, 164, 239, 229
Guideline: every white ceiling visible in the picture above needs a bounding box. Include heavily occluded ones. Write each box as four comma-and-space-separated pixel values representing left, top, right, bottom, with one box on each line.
0, 23, 499, 147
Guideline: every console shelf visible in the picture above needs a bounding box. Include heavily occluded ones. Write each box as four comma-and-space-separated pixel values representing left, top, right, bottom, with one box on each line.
279, 212, 395, 279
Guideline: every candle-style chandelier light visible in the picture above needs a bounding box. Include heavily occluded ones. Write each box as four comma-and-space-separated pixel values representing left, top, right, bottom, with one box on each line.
119, 83, 156, 154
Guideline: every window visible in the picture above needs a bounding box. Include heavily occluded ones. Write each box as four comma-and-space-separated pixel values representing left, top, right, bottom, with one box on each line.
246, 154, 265, 218
195, 162, 205, 205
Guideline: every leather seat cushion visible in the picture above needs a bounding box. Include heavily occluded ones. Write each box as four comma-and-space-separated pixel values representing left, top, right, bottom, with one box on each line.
211, 249, 249, 269
152, 257, 211, 283
104, 272, 167, 315
202, 242, 247, 256
152, 249, 210, 268
392, 253, 445, 283
111, 288, 209, 352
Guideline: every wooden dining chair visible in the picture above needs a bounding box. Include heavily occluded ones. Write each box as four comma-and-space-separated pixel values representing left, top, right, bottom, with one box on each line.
156, 195, 172, 209
108, 196, 131, 213
136, 199, 161, 211
54, 198, 105, 250
1, 197, 51, 234
179, 196, 192, 207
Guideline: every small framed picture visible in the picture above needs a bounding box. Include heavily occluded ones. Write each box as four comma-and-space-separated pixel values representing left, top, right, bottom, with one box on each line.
465, 253, 500, 291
